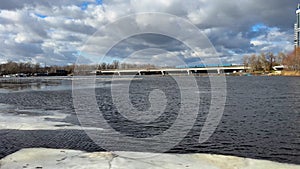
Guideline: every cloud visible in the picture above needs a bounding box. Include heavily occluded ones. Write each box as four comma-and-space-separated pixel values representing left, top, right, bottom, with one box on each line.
0, 0, 296, 65
250, 27, 294, 54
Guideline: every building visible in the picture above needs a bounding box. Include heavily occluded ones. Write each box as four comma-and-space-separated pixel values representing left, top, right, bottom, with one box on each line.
295, 4, 300, 47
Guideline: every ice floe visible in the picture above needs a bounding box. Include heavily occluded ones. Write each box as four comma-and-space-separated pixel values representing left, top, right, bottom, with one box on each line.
0, 103, 103, 131
0, 148, 299, 169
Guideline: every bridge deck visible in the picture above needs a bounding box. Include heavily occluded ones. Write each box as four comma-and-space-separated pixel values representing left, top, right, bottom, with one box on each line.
98, 66, 250, 75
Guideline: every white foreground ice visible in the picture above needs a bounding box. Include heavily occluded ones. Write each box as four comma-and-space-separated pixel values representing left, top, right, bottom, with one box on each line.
0, 148, 299, 169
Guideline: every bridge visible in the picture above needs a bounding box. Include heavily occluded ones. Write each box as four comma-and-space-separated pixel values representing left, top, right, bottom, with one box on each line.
97, 66, 250, 76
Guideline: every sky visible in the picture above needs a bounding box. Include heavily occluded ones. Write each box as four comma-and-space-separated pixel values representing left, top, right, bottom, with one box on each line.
0, 0, 297, 66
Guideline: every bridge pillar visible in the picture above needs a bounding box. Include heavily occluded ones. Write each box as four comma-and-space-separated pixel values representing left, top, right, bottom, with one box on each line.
187, 70, 192, 75
161, 71, 164, 75
138, 71, 141, 76
118, 72, 121, 76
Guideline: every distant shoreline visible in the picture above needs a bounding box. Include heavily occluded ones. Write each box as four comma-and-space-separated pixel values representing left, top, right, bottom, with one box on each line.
1, 71, 300, 79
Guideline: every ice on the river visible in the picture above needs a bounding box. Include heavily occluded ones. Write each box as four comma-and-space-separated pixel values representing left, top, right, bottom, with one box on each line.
0, 148, 299, 169
0, 103, 103, 131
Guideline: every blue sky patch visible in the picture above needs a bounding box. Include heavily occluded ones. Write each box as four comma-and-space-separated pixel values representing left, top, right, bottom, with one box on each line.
96, 0, 102, 5
80, 0, 102, 10
251, 23, 269, 32
35, 13, 47, 19
80, 2, 90, 10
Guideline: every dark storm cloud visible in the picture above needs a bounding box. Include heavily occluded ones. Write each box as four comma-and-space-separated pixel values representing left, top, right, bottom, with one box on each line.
0, 0, 94, 10
189, 0, 295, 31
0, 0, 29, 10
106, 34, 188, 59
3, 42, 43, 57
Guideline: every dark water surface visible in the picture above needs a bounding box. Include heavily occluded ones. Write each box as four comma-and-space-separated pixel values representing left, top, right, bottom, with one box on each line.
0, 76, 299, 164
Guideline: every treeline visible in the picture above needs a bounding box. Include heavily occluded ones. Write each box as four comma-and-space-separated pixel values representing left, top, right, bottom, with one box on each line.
243, 48, 300, 72
0, 60, 156, 76
243, 52, 285, 72
0, 61, 75, 75
96, 60, 156, 70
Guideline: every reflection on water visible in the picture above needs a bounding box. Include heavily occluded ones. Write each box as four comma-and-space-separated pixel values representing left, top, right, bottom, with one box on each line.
0, 82, 61, 92
0, 77, 67, 93
0, 76, 120, 93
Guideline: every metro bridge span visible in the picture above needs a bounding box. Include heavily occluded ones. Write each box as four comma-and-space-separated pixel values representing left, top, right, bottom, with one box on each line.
97, 66, 250, 76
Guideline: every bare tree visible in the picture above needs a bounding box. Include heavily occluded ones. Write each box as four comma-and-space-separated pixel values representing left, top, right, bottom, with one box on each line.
112, 60, 119, 69
283, 47, 300, 70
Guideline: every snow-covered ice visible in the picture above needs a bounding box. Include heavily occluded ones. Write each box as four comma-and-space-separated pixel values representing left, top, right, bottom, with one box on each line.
1, 148, 299, 169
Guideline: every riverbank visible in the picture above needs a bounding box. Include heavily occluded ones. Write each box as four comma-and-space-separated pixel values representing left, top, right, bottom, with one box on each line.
240, 71, 300, 76
280, 70, 300, 76
1, 148, 299, 169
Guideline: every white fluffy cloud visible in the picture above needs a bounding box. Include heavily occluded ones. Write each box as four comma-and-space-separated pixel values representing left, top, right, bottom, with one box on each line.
250, 28, 293, 54
0, 0, 296, 65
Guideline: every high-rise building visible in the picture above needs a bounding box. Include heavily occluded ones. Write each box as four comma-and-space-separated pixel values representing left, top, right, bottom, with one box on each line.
294, 4, 300, 47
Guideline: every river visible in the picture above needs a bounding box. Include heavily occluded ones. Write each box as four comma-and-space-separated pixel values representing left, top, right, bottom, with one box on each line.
0, 76, 299, 164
